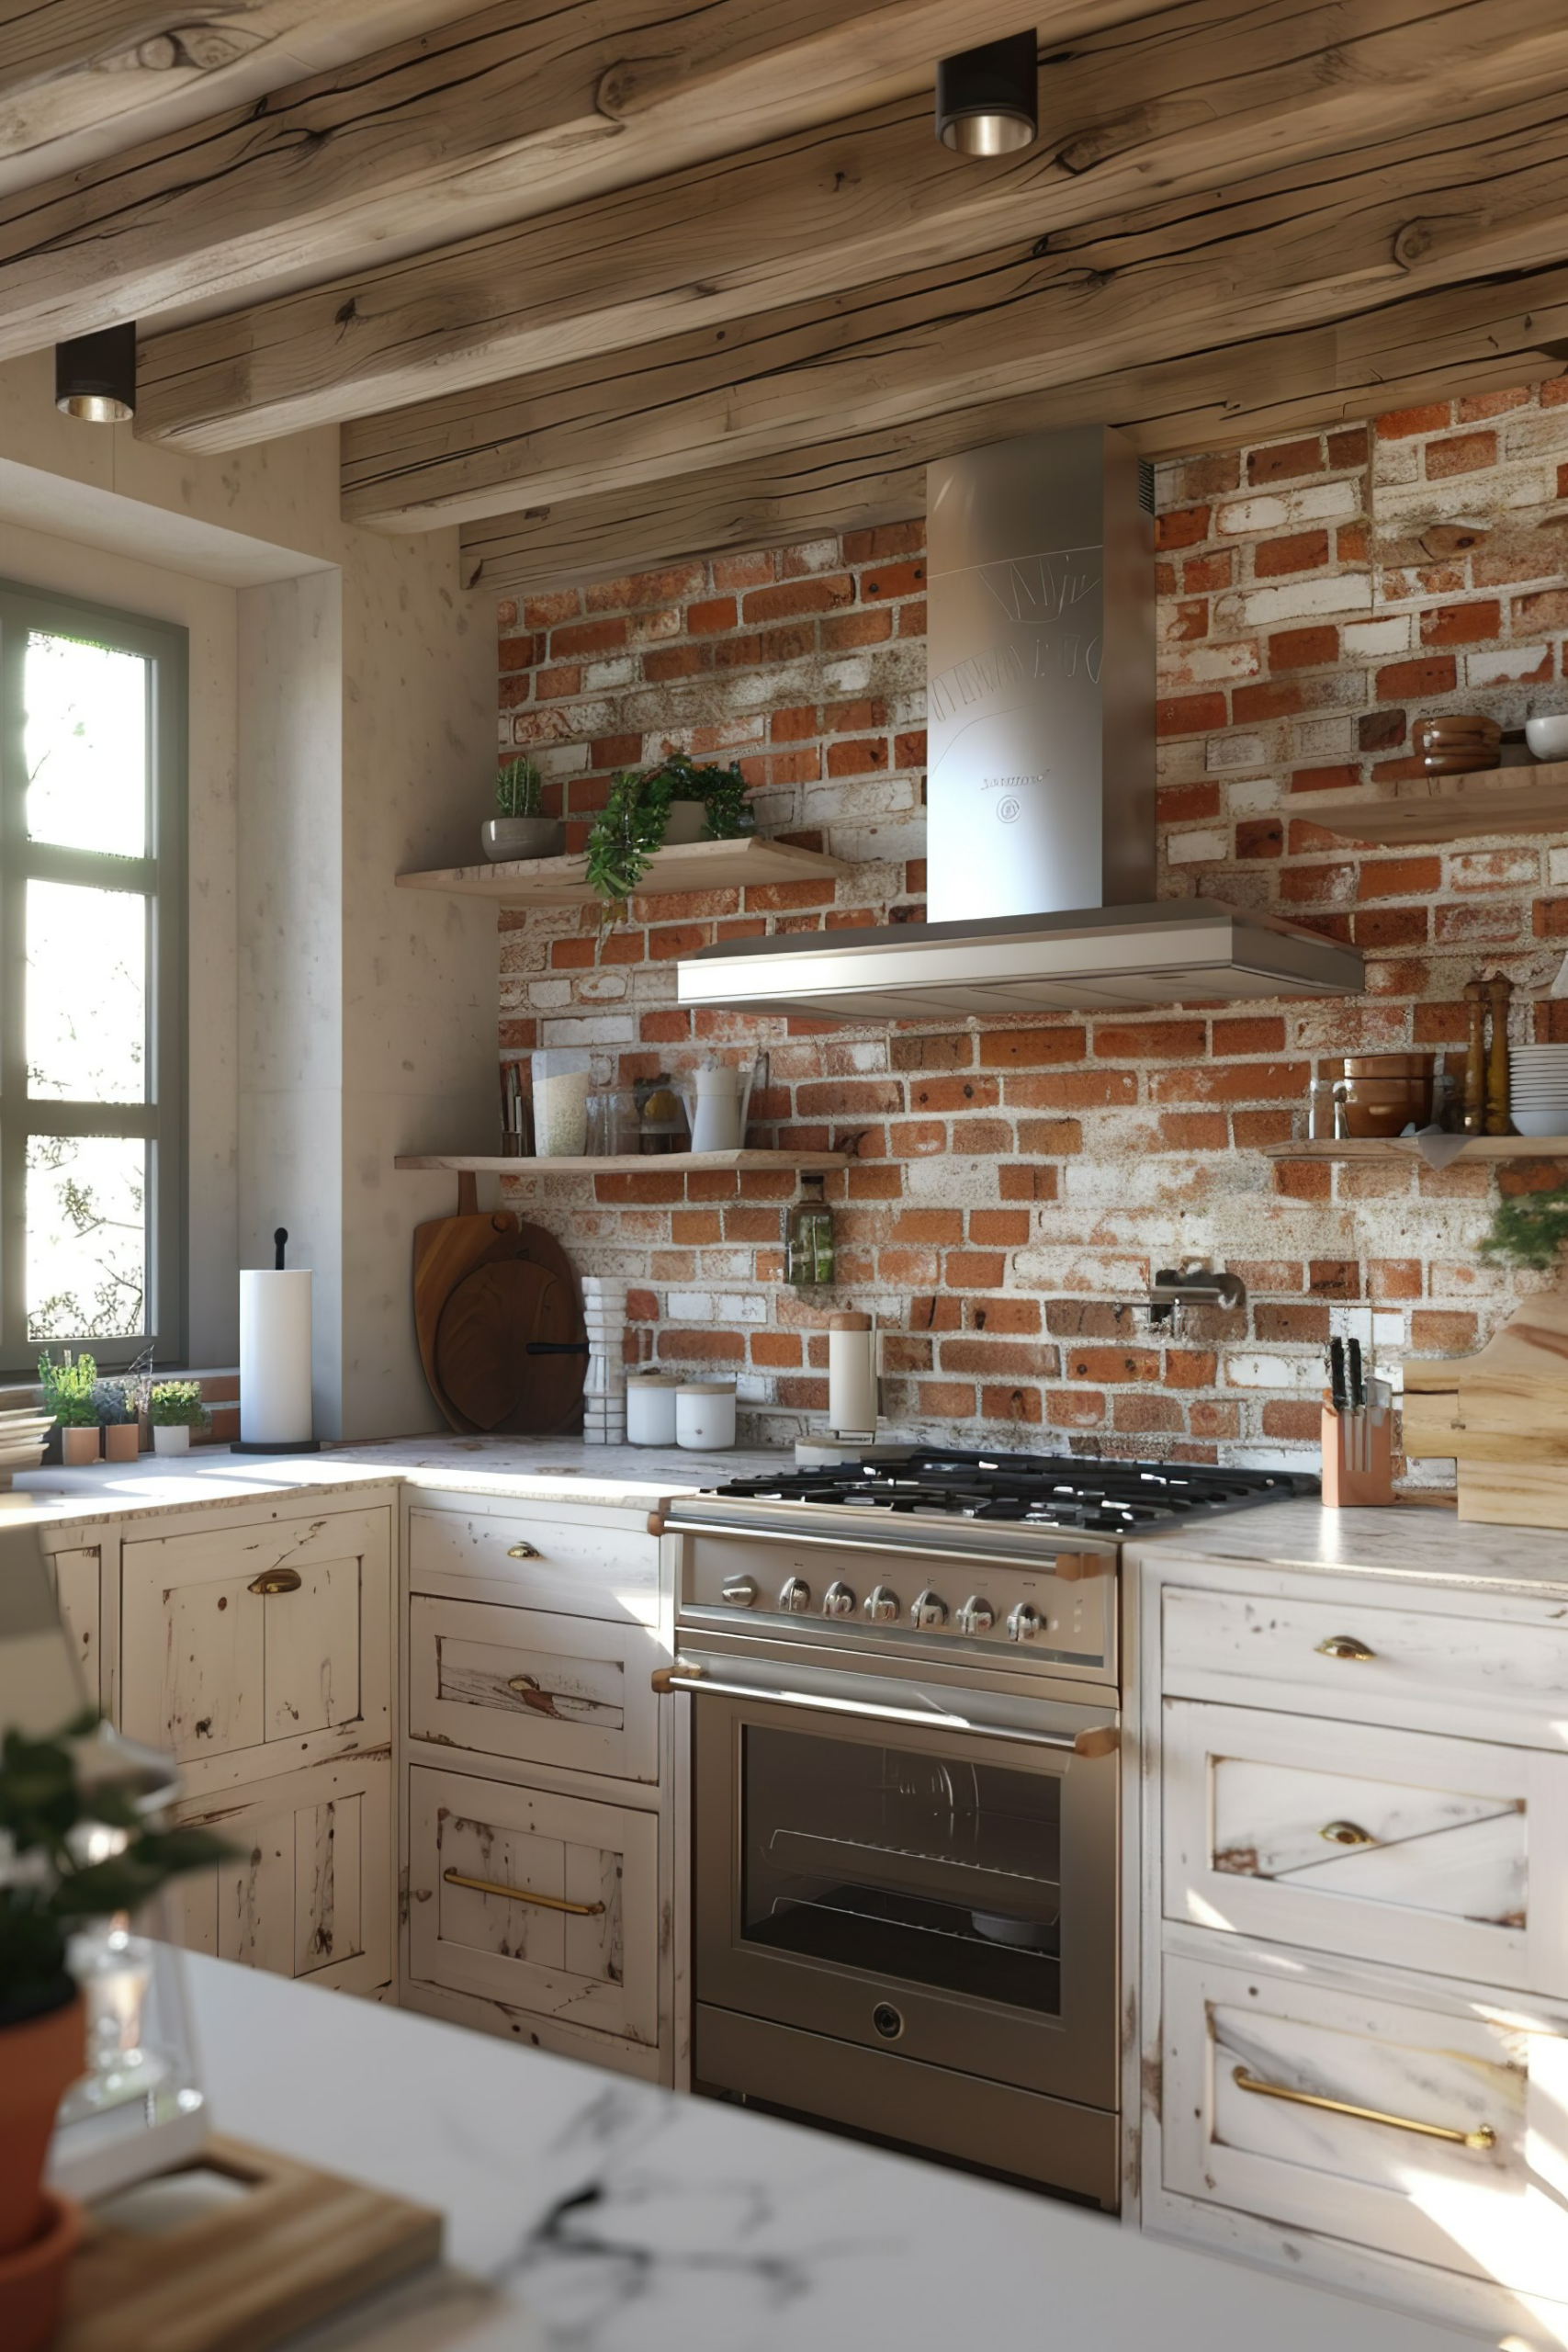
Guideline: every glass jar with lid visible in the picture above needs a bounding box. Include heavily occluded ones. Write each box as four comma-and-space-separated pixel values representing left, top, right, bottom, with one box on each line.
786, 1174, 836, 1287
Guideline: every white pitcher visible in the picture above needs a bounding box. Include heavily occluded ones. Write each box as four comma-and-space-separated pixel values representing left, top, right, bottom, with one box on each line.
680, 1056, 758, 1153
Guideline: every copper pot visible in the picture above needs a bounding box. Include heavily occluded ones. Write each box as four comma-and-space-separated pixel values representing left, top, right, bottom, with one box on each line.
1412, 715, 1499, 775
1330, 1054, 1436, 1136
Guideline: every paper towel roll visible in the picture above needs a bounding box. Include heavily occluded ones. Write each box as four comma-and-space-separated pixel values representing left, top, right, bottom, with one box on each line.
828, 1311, 876, 1439
240, 1269, 314, 1446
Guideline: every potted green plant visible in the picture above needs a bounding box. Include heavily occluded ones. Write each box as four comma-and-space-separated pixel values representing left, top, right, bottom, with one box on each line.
39, 1352, 98, 1468
0, 1713, 224, 2344
94, 1380, 141, 1464
481, 754, 562, 863
148, 1381, 208, 1458
584, 751, 754, 926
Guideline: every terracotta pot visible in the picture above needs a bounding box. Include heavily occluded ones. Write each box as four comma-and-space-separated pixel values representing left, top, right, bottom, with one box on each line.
60, 1428, 98, 1467
0, 1992, 84, 2258
103, 1424, 140, 1463
0, 2190, 82, 2352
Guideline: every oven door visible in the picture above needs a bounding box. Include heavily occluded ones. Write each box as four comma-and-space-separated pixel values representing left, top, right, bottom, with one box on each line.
685, 1634, 1119, 2112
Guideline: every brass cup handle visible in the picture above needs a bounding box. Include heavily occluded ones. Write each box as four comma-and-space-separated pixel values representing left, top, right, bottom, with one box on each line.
1320, 1819, 1376, 1847
1315, 1634, 1376, 1661
506, 1542, 540, 1560
248, 1567, 302, 1596
1232, 2065, 1495, 2152
442, 1868, 604, 1917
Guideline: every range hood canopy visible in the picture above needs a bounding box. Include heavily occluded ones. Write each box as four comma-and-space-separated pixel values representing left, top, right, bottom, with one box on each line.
676, 425, 1362, 1022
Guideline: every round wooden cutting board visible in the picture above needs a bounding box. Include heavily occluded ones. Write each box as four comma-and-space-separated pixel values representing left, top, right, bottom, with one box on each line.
412, 1193, 586, 1435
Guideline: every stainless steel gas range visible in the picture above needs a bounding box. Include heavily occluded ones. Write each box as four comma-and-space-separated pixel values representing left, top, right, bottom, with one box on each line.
659, 1450, 1314, 2205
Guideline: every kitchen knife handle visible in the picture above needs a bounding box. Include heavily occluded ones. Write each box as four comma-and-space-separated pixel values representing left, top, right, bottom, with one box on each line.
1327, 1337, 1348, 1412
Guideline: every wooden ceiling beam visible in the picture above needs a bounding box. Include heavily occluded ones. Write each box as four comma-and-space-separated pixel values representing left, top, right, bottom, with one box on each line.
457, 263, 1568, 597
134, 0, 1568, 453
0, 0, 1141, 358
340, 85, 1568, 531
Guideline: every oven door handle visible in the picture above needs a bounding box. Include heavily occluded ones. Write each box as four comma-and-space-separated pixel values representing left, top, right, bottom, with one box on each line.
658, 1517, 1116, 1574
649, 1660, 1118, 1758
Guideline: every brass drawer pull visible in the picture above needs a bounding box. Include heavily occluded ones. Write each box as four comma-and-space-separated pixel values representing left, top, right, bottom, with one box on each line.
1320, 1820, 1377, 1847
506, 1541, 540, 1560
1315, 1633, 1376, 1661
1233, 2065, 1495, 2151
442, 1867, 604, 1917
247, 1567, 302, 1596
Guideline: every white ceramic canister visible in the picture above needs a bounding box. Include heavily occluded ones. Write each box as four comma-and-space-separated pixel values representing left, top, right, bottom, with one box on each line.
626, 1371, 681, 1446
676, 1379, 737, 1450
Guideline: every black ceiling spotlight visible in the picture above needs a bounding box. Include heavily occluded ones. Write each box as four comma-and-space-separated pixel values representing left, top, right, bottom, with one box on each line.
936, 29, 1038, 157
54, 322, 137, 422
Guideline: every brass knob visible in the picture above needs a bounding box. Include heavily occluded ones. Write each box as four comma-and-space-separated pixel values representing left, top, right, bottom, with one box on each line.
1315, 1634, 1376, 1661
506, 1541, 540, 1560
247, 1567, 302, 1596
1320, 1820, 1376, 1847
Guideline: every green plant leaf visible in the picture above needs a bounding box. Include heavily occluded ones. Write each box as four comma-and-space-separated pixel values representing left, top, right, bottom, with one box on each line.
1480, 1185, 1568, 1270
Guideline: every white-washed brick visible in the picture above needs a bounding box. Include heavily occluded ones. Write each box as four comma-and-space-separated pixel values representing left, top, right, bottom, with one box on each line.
1343, 616, 1412, 658
1168, 828, 1228, 865
665, 1291, 715, 1320
577, 971, 627, 1002
1548, 846, 1568, 888
541, 1014, 635, 1046
1375, 459, 1555, 526
1205, 731, 1271, 774
527, 978, 574, 1009
1168, 641, 1261, 684
1465, 644, 1552, 688
1224, 1352, 1315, 1389
1292, 717, 1355, 761
713, 1292, 769, 1325
1373, 439, 1421, 486
584, 657, 636, 691
1216, 572, 1374, 630
1225, 775, 1283, 814
1372, 1310, 1406, 1350
1215, 481, 1359, 536
1500, 407, 1568, 462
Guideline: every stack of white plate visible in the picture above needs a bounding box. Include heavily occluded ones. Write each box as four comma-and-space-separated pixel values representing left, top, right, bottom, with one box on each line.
581, 1275, 627, 1446
0, 1404, 55, 1487
1510, 1046, 1568, 1136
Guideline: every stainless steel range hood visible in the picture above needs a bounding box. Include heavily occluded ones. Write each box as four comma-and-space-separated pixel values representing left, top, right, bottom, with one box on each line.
678, 425, 1362, 1020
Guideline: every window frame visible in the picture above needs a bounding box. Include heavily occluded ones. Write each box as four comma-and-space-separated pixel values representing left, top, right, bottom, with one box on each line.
0, 577, 188, 1376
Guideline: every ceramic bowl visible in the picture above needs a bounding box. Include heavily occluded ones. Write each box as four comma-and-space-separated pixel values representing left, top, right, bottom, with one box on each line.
1526, 715, 1568, 762
1509, 1109, 1568, 1136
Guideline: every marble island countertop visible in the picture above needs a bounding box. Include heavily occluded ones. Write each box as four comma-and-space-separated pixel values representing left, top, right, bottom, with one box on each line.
1130, 1492, 1568, 1599
185, 1952, 1485, 2352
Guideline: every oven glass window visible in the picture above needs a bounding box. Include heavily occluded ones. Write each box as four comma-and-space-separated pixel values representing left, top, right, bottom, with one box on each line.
739, 1724, 1062, 2015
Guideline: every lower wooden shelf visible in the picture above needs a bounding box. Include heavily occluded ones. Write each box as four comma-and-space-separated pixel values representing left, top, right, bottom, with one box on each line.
1262, 1136, 1568, 1160
396, 1149, 846, 1173
1303, 759, 1568, 844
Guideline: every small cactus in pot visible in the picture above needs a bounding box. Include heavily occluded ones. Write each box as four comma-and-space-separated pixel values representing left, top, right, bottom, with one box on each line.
482, 755, 562, 864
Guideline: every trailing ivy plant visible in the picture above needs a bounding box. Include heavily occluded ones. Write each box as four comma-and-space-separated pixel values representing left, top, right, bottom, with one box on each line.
1479, 1184, 1568, 1271
584, 751, 753, 928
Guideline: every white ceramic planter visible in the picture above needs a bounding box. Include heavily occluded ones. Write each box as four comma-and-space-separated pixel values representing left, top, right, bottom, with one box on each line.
481, 817, 565, 863
152, 1424, 191, 1456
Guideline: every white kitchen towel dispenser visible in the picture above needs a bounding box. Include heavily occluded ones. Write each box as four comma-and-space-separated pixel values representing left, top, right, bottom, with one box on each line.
235, 1229, 320, 1454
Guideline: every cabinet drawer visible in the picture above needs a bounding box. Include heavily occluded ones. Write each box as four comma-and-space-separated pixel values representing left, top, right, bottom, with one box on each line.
407, 1765, 658, 2049
407, 1504, 659, 1625
120, 1510, 390, 1794
1164, 1699, 1568, 1993
408, 1595, 660, 1781
164, 1754, 391, 1992
1164, 1580, 1568, 1746
1163, 1949, 1568, 2301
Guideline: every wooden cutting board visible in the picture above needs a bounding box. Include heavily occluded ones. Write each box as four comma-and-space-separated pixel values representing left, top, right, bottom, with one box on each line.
413, 1179, 586, 1436
1403, 1288, 1568, 1526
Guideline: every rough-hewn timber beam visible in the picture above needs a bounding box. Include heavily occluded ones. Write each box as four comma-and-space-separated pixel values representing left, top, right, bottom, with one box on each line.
457, 265, 1568, 596
340, 87, 1568, 530
137, 0, 1568, 454
0, 0, 1143, 357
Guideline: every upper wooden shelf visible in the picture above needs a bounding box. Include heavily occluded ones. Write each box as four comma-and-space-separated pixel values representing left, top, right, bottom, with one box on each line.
1261, 1136, 1568, 1161
396, 1149, 847, 1174
397, 835, 846, 908
1303, 761, 1568, 845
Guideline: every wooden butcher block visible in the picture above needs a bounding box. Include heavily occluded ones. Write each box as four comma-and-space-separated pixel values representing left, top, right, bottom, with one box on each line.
1404, 1288, 1568, 1528
413, 1176, 586, 1436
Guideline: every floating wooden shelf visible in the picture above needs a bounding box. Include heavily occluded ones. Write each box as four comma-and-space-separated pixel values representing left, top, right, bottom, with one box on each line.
1261, 1136, 1568, 1161
1303, 760, 1568, 845
397, 834, 846, 908
396, 1149, 847, 1174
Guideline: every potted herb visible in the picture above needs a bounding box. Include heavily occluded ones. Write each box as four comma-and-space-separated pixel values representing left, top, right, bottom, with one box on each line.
584, 751, 754, 926
39, 1352, 98, 1468
0, 1713, 224, 2342
148, 1380, 208, 1457
94, 1381, 141, 1464
482, 755, 562, 864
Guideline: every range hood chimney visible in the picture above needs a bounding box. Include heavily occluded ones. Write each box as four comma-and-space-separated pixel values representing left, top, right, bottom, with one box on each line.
677, 426, 1362, 1020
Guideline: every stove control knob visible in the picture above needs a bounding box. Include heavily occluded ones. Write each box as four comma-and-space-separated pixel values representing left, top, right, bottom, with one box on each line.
822, 1581, 856, 1618
1006, 1602, 1043, 1645
779, 1577, 812, 1614
720, 1577, 759, 1609
911, 1589, 949, 1630
864, 1584, 900, 1623
956, 1597, 996, 1636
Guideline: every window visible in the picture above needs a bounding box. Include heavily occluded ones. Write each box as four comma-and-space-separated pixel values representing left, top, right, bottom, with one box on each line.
0, 582, 186, 1374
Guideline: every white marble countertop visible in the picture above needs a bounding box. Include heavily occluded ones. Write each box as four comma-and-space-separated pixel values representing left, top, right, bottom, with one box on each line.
183, 1953, 1486, 2352
1129, 1494, 1568, 1598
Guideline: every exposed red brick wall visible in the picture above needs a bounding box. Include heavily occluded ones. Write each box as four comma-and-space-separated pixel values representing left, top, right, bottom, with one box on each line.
496, 390, 1568, 1472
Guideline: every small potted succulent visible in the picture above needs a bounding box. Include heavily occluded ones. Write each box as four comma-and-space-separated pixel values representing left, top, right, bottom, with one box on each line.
585, 751, 753, 927
94, 1381, 141, 1464
481, 755, 562, 864
0, 1713, 225, 2347
39, 1353, 98, 1468
148, 1380, 208, 1457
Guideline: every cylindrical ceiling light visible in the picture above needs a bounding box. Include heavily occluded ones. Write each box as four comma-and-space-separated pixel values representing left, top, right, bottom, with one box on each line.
936, 29, 1038, 156
54, 322, 137, 422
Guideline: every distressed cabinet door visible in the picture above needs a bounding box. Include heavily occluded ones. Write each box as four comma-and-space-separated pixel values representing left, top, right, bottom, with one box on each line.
1163, 1699, 1568, 1994
1164, 1950, 1568, 2302
408, 1595, 660, 1781
164, 1756, 391, 1992
407, 1765, 658, 2049
47, 1545, 100, 1712
119, 1510, 390, 1796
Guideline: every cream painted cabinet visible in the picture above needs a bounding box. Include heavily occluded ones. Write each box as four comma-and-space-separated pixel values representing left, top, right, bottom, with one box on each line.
46, 1544, 100, 1711
408, 1593, 660, 1782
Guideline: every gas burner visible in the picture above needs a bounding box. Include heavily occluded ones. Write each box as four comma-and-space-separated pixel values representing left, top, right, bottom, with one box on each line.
701, 1449, 1316, 1535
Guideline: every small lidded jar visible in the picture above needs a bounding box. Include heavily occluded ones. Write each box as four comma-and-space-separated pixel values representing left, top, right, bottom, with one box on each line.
676, 1379, 737, 1450
626, 1369, 681, 1447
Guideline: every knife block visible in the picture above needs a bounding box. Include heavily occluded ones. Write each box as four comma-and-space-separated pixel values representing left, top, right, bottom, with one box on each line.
1321, 1395, 1395, 1508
